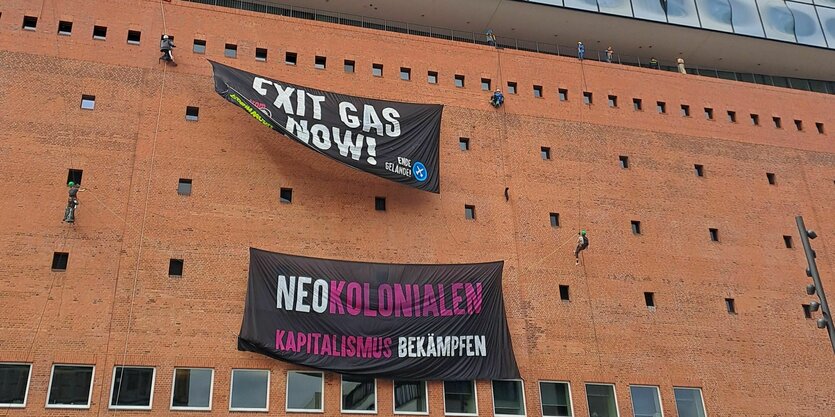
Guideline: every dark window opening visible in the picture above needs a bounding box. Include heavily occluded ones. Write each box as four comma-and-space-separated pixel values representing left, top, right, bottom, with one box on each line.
815, 122, 825, 134
583, 91, 593, 105
794, 119, 803, 131
802, 304, 812, 319
644, 292, 655, 308
285, 52, 297, 65
751, 114, 760, 126
558, 88, 568, 101
372, 63, 383, 77
680, 104, 690, 117
80, 95, 96, 110
454, 74, 465, 88
255, 48, 268, 61
619, 155, 629, 169
192, 39, 206, 53
481, 78, 491, 91
608, 95, 617, 108
375, 197, 386, 211
727, 110, 736, 122
783, 235, 793, 248
400, 67, 411, 81
657, 101, 666, 114
631, 220, 642, 235
427, 71, 438, 84
541, 147, 551, 160
280, 188, 293, 203
127, 30, 141, 45
709, 228, 719, 242
725, 298, 736, 314
67, 169, 83, 185
633, 98, 642, 110
93, 25, 108, 40
23, 16, 38, 30
58, 20, 73, 35
533, 85, 543, 98
169, 259, 184, 276
704, 107, 714, 120
767, 172, 776, 185
344, 60, 355, 73
52, 252, 69, 271
773, 116, 782, 128
507, 82, 517, 94
465, 205, 475, 220
185, 106, 199, 121
694, 164, 704, 177
559, 285, 570, 301
315, 56, 327, 69
177, 178, 192, 196
459, 137, 470, 151
224, 43, 237, 58
550, 213, 560, 228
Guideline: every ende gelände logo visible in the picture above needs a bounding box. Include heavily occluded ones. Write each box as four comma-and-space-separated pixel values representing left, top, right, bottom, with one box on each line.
412, 161, 428, 182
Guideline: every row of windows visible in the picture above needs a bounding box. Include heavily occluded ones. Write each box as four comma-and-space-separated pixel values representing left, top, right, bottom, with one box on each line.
17, 14, 828, 137
0, 363, 707, 417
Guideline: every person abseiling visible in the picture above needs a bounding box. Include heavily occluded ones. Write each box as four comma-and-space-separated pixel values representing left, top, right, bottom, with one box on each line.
64, 181, 85, 223
574, 229, 589, 265
160, 34, 176, 64
490, 89, 504, 108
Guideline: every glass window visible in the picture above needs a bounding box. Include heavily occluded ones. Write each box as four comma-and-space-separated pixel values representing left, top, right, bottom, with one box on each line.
696, 0, 733, 32
229, 369, 269, 411
786, 2, 828, 46
759, 0, 798, 41
47, 365, 94, 408
341, 375, 376, 412
818, 6, 835, 49
109, 366, 155, 409
286, 371, 323, 412
728, 0, 765, 36
540, 381, 572, 416
598, 0, 633, 17
666, 0, 702, 27
564, 0, 598, 12
674, 387, 706, 417
0, 363, 32, 407
586, 384, 619, 417
493, 380, 526, 416
171, 368, 213, 410
394, 380, 428, 414
633, 0, 668, 22
444, 381, 477, 415
630, 386, 662, 417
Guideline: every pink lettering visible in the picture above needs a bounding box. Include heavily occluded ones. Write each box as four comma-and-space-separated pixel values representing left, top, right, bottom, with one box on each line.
378, 284, 393, 317
451, 283, 466, 315
422, 284, 439, 317
329, 281, 346, 314
363, 283, 377, 317
437, 284, 453, 316
276, 330, 286, 350
346, 282, 362, 315
394, 284, 413, 317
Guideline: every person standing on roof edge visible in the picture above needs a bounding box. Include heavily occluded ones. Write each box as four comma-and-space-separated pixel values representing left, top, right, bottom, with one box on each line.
577, 42, 585, 60
574, 230, 589, 265
485, 29, 497, 47
606, 46, 614, 63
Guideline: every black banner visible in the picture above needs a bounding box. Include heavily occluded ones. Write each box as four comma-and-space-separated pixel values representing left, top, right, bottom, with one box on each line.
210, 61, 442, 193
239, 248, 520, 380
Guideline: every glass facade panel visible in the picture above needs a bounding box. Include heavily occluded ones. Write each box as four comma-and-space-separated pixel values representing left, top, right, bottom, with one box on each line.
787, 1, 828, 46
287, 372, 323, 411
674, 388, 706, 417
696, 0, 734, 31
633, 0, 668, 22
729, 0, 766, 36
759, 0, 798, 41
815, 0, 835, 6
564, 0, 599, 12
820, 6, 835, 48
630, 386, 662, 417
598, 0, 635, 17
666, 0, 702, 27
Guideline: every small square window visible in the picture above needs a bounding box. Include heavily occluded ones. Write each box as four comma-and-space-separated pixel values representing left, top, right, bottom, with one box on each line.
47, 364, 94, 408
815, 122, 825, 134
725, 298, 736, 314
492, 380, 524, 416
533, 85, 543, 98
394, 380, 426, 413
287, 371, 324, 412
67, 169, 83, 185
541, 146, 551, 160
694, 164, 704, 177
280, 188, 293, 203
52, 252, 69, 271
230, 369, 269, 411
794, 119, 803, 131
751, 114, 760, 126
168, 259, 184, 276
586, 384, 617, 417
344, 60, 355, 73
631, 220, 641, 235
58, 20, 73, 35
783, 235, 793, 248
80, 95, 95, 110
341, 375, 377, 413
540, 381, 572, 416
704, 107, 714, 120
680, 104, 690, 117
465, 205, 476, 220
192, 39, 206, 53
583, 91, 593, 105
559, 88, 568, 101
444, 381, 476, 415
481, 78, 491, 91
109, 366, 155, 409
657, 101, 666, 114
23, 15, 38, 30
674, 387, 707, 417
633, 98, 642, 110
171, 368, 213, 410
373, 63, 383, 77
185, 106, 199, 121
550, 213, 560, 228
619, 155, 629, 169
177, 178, 192, 196
427, 71, 438, 84
608, 95, 617, 108
400, 67, 411, 81
644, 292, 655, 309
255, 47, 268, 61
559, 285, 569, 301
507, 82, 517, 94
727, 110, 736, 122
773, 116, 782, 128
375, 196, 386, 211
285, 52, 297, 65
766, 172, 776, 185
224, 43, 237, 58
127, 30, 141, 45
315, 56, 327, 69
454, 74, 465, 88
93, 25, 107, 40
0, 363, 31, 407
459, 137, 470, 151
709, 228, 719, 242
802, 304, 812, 319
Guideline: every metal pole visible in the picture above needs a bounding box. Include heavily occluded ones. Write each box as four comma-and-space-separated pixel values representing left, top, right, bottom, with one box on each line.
796, 215, 835, 354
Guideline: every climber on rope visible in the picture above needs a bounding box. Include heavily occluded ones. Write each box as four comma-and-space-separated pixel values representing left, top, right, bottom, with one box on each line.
490, 88, 505, 108
574, 229, 589, 265
160, 34, 176, 64
64, 181, 85, 223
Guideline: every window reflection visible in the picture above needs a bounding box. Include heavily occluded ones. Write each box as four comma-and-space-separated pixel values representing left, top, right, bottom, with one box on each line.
564, 0, 599, 11
633, 0, 668, 21
598, 0, 634, 16
666, 0, 702, 27
759, 0, 798, 41
729, 0, 765, 36
696, 0, 733, 31
816, 5, 835, 48
788, 1, 828, 46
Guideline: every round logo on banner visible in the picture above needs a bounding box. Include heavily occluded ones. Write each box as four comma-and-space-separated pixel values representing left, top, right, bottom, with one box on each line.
412, 161, 428, 182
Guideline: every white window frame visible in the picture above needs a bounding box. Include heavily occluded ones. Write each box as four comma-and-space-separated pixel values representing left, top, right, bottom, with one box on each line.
285, 370, 324, 413
492, 379, 527, 417
673, 387, 708, 417
629, 385, 664, 417
0, 362, 32, 408
340, 375, 377, 414
45, 364, 95, 409
584, 383, 620, 417
108, 366, 156, 410
443, 380, 479, 416
538, 380, 574, 417
392, 380, 429, 415
169, 367, 214, 411
229, 369, 269, 412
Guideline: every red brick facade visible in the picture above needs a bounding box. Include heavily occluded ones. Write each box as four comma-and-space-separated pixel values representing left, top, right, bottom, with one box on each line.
0, 0, 834, 416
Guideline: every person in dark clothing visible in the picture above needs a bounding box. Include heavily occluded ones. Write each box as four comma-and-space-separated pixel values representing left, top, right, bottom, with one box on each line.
490, 89, 504, 108
649, 56, 659, 69
160, 34, 176, 63
574, 230, 589, 265
64, 181, 85, 223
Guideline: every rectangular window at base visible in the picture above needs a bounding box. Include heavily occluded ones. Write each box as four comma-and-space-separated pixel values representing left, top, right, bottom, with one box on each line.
586, 384, 618, 417
444, 381, 477, 415
286, 371, 323, 412
230, 369, 269, 411
109, 366, 155, 409
394, 380, 427, 414
674, 387, 707, 417
341, 375, 376, 413
492, 380, 526, 416
540, 381, 572, 417
48, 365, 94, 408
0, 363, 32, 407
171, 368, 213, 410
630, 385, 662, 417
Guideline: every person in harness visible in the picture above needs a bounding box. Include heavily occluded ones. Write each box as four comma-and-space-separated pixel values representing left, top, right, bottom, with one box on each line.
160, 34, 176, 64
490, 89, 504, 108
64, 181, 85, 223
574, 229, 589, 265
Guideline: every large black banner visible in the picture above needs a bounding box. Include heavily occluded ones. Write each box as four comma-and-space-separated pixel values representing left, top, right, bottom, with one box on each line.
239, 248, 520, 380
210, 61, 442, 193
